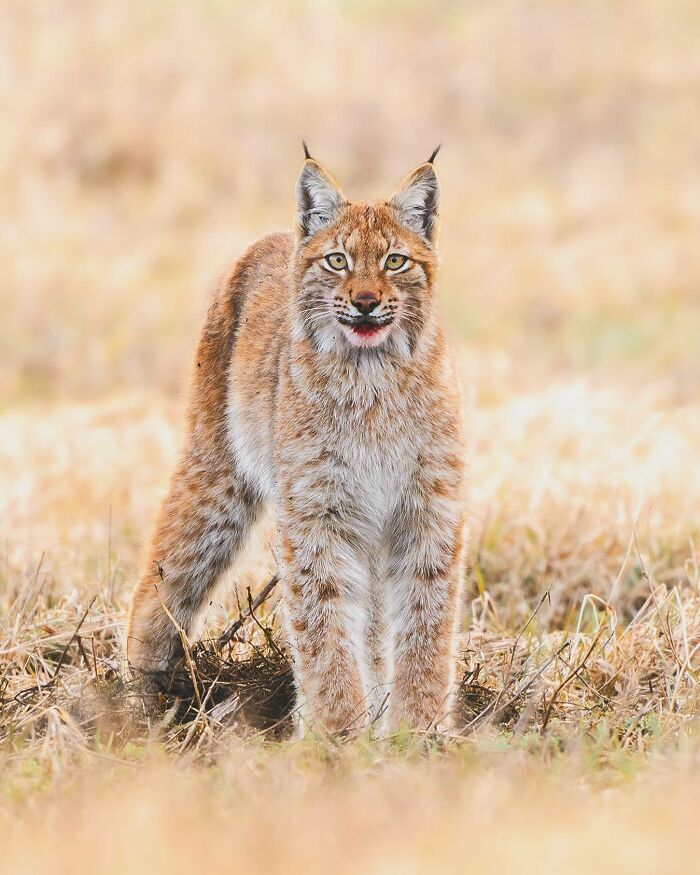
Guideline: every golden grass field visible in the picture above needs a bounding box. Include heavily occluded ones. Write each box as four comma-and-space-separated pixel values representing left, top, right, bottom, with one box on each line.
2, 1, 700, 871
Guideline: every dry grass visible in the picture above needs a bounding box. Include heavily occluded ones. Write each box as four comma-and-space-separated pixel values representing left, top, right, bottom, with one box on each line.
2, 0, 700, 871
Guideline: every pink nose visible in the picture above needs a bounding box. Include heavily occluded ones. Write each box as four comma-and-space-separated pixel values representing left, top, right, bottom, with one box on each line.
352, 292, 380, 315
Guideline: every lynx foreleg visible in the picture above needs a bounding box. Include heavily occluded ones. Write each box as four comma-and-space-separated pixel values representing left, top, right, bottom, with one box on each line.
279, 480, 372, 736
385, 461, 466, 732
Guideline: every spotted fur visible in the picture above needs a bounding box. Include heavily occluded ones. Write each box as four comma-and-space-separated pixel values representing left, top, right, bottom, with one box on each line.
127, 154, 467, 736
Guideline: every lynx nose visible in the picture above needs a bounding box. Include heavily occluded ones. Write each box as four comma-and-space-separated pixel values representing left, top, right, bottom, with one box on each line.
352, 292, 380, 315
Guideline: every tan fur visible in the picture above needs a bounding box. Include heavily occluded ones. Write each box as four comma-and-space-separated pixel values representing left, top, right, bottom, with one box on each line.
128, 154, 467, 736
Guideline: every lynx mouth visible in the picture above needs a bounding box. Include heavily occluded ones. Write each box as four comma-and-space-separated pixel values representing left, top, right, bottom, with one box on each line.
337, 316, 394, 347
349, 321, 384, 338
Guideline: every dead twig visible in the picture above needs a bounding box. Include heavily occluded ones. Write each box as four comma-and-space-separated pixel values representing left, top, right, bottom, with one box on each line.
486, 586, 552, 722
11, 596, 96, 704
218, 573, 280, 648
463, 639, 570, 733
154, 584, 203, 711
541, 622, 612, 731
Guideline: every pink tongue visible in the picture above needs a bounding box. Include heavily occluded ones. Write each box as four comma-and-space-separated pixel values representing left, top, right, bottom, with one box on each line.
352, 323, 380, 336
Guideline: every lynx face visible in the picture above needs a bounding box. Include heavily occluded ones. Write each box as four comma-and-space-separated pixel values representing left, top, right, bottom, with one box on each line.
293, 159, 439, 355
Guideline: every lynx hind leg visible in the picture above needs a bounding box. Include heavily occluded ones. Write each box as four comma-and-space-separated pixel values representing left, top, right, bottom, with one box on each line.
127, 454, 261, 683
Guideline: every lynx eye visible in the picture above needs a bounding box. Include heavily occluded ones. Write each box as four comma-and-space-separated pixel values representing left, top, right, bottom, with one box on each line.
325, 252, 348, 271
385, 253, 408, 271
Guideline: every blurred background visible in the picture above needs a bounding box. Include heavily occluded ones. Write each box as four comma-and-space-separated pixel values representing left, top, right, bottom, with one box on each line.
2, 0, 700, 632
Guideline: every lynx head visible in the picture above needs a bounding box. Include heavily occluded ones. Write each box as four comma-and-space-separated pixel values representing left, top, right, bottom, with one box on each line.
292, 146, 441, 356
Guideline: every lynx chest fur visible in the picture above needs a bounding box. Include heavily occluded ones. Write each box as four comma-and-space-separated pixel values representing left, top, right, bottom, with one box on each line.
229, 329, 427, 535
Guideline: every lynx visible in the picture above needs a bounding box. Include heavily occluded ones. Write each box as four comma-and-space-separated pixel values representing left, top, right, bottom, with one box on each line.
127, 147, 467, 735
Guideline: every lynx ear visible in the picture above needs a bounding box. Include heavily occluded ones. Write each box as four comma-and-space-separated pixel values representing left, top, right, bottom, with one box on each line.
296, 158, 346, 239
389, 163, 439, 243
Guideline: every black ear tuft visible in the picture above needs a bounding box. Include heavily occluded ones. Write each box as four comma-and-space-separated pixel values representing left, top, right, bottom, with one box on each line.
427, 144, 441, 164
302, 140, 312, 160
